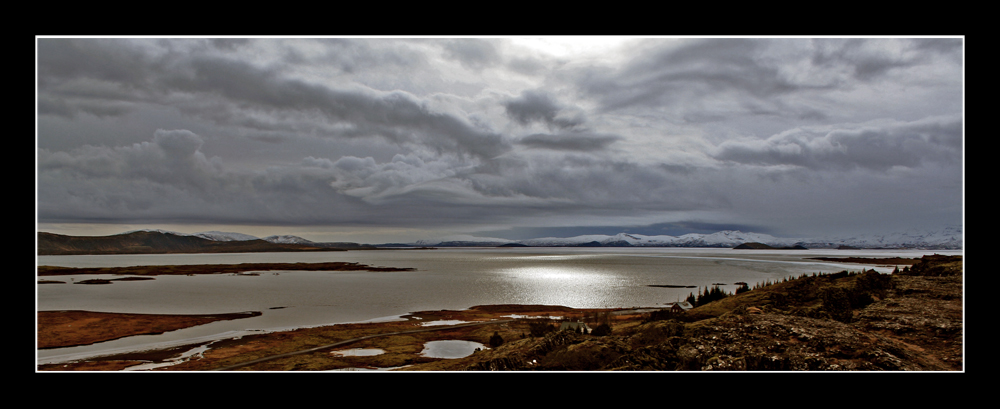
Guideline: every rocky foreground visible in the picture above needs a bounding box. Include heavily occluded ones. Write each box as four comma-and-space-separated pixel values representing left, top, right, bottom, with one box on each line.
429, 254, 963, 371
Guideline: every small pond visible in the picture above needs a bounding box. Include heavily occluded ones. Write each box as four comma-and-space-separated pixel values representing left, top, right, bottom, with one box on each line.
420, 320, 469, 326
331, 348, 385, 357
419, 340, 486, 359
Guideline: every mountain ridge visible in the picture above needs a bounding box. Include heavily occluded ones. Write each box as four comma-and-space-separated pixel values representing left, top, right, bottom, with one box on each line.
414, 227, 963, 249
37, 226, 963, 255
37, 231, 355, 256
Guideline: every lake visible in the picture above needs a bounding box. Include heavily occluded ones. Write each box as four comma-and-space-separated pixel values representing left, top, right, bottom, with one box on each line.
36, 247, 960, 364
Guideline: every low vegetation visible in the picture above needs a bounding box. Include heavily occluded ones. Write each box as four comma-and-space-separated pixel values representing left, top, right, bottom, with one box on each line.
38, 255, 962, 371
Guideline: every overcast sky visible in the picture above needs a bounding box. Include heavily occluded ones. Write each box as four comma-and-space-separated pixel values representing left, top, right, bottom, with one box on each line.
36, 36, 964, 243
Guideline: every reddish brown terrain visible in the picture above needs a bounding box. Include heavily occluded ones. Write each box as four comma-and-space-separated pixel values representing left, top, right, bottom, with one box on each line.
37, 255, 963, 371
38, 310, 262, 349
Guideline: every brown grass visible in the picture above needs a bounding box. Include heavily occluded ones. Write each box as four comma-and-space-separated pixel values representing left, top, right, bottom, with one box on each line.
37, 310, 261, 349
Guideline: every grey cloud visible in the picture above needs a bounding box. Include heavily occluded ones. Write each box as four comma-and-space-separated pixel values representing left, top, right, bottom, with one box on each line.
37, 95, 134, 118
37, 130, 365, 226
328, 153, 488, 206
37, 38, 155, 87
172, 57, 509, 159
504, 89, 585, 130
507, 55, 548, 75
319, 38, 429, 74
809, 38, 962, 81
209, 38, 251, 51
38, 129, 223, 194
581, 38, 800, 113
517, 132, 622, 152
35, 37, 963, 238
153, 129, 203, 157
712, 114, 963, 171
574, 38, 961, 129
38, 39, 511, 160
442, 38, 501, 71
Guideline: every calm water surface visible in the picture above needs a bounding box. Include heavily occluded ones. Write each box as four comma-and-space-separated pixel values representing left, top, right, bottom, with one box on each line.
36, 247, 960, 364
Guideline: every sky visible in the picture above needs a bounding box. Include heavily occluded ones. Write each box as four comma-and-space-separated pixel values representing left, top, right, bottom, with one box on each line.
35, 36, 964, 244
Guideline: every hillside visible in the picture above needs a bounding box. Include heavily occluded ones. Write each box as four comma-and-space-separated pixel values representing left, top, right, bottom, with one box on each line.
406, 254, 963, 371
37, 231, 349, 255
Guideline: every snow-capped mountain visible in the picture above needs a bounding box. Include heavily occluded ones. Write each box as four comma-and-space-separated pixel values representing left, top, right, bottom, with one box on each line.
262, 235, 316, 244
414, 227, 962, 249
801, 226, 963, 250
120, 229, 263, 242
117, 225, 962, 250
519, 231, 802, 248
414, 234, 516, 247
112, 230, 370, 248
192, 231, 261, 242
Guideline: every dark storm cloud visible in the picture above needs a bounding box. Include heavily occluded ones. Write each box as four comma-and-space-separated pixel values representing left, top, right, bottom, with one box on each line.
36, 37, 963, 239
579, 38, 802, 114
517, 132, 622, 152
37, 38, 510, 160
36, 39, 163, 118
572, 37, 962, 130
808, 37, 963, 80
37, 128, 373, 226
503, 89, 585, 130
37, 38, 154, 87
712, 114, 962, 171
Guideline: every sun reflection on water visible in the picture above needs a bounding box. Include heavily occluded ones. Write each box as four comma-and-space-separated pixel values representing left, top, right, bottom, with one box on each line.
495, 265, 631, 307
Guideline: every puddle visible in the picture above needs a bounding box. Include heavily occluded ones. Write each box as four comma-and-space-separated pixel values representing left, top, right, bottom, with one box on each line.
420, 320, 468, 326
331, 348, 385, 357
502, 314, 563, 320
123, 343, 212, 371
419, 340, 486, 359
329, 365, 409, 371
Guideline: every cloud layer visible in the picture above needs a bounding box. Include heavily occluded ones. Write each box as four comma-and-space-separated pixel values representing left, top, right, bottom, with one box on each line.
36, 37, 963, 240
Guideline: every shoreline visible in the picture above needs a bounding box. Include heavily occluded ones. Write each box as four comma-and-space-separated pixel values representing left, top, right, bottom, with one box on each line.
37, 310, 264, 350
37, 304, 631, 371
37, 259, 962, 371
37, 254, 962, 371
37, 262, 415, 277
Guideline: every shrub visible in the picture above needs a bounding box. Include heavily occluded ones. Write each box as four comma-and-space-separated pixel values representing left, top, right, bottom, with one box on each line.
821, 287, 853, 323
488, 331, 504, 348
529, 321, 556, 337
591, 323, 612, 336
735, 283, 751, 294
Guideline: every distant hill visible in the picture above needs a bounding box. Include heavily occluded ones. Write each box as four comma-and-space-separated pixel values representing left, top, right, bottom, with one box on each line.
37, 231, 351, 255
733, 242, 808, 250
414, 227, 962, 250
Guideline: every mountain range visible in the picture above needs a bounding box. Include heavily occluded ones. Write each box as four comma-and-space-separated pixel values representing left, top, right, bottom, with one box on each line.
36, 230, 373, 256
37, 226, 962, 256
412, 226, 963, 250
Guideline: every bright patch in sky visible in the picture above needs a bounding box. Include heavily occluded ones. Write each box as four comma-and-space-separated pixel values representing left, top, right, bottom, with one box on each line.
508, 36, 635, 57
